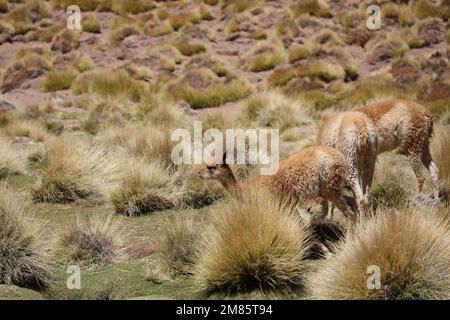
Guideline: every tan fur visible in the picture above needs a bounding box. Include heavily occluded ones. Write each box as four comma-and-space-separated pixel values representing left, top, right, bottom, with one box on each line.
199, 146, 358, 222
358, 100, 439, 198
318, 111, 378, 213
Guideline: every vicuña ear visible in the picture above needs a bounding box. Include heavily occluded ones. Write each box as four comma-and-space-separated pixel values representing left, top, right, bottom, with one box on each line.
221, 151, 228, 165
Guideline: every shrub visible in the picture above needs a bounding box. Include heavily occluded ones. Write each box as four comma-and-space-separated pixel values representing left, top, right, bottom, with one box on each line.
169, 9, 201, 31
240, 90, 310, 131
0, 184, 52, 289
55, 214, 126, 267
160, 214, 203, 274
431, 126, 450, 194
167, 68, 254, 109
111, 158, 181, 216
99, 125, 176, 168
72, 69, 145, 102
195, 190, 311, 294
110, 0, 155, 15
42, 69, 79, 92
32, 136, 119, 203
365, 33, 409, 64
0, 140, 26, 179
172, 35, 206, 56
309, 208, 450, 299
82, 12, 101, 33
291, 0, 332, 18
239, 42, 287, 72
109, 24, 141, 44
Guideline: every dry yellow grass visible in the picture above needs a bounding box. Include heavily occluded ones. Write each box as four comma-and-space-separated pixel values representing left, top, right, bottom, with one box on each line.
0, 184, 52, 289
431, 126, 450, 195
195, 189, 311, 294
0, 139, 27, 179
55, 213, 126, 267
239, 90, 311, 132
111, 157, 182, 216
32, 136, 119, 203
309, 208, 450, 299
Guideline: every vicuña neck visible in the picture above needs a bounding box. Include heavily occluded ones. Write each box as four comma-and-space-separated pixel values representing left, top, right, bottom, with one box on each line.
218, 166, 240, 195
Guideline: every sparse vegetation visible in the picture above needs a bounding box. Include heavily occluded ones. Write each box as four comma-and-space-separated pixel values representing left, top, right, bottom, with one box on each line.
0, 184, 52, 290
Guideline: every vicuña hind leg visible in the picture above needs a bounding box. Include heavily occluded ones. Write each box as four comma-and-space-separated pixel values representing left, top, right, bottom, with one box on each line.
420, 144, 440, 200
348, 165, 366, 215
408, 153, 425, 193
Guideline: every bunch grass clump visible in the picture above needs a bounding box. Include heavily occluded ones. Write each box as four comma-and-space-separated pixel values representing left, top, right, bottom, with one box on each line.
195, 189, 311, 294
72, 69, 145, 102
239, 90, 310, 132
431, 126, 450, 195
0, 184, 52, 289
43, 69, 79, 92
168, 68, 254, 109
0, 140, 27, 179
309, 208, 450, 299
32, 136, 119, 203
111, 158, 181, 216
160, 214, 203, 274
55, 213, 126, 267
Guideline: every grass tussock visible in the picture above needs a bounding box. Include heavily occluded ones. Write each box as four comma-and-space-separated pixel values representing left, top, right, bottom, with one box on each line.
309, 208, 450, 299
167, 68, 254, 109
55, 214, 126, 267
239, 90, 310, 132
82, 12, 101, 34
239, 41, 287, 72
99, 124, 176, 168
169, 9, 201, 31
0, 140, 27, 179
32, 136, 119, 203
72, 69, 145, 102
43, 69, 79, 92
195, 189, 311, 294
365, 33, 409, 64
291, 0, 332, 18
160, 214, 203, 275
1, 118, 49, 142
0, 184, 52, 290
111, 158, 181, 216
431, 126, 450, 194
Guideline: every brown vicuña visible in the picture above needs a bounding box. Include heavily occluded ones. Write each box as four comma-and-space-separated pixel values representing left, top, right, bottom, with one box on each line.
357, 99, 439, 198
318, 111, 378, 214
198, 146, 358, 222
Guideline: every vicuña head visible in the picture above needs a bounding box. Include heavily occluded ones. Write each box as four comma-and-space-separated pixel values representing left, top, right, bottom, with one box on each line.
198, 152, 240, 195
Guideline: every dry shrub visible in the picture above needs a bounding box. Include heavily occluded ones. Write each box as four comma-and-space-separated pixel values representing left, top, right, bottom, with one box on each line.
365, 32, 409, 64
32, 136, 119, 203
0, 184, 52, 289
56, 214, 126, 267
309, 208, 450, 299
99, 124, 175, 168
177, 165, 224, 208
291, 0, 332, 18
1, 118, 49, 142
238, 41, 287, 72
160, 214, 203, 274
239, 90, 311, 132
431, 126, 450, 196
0, 139, 27, 179
167, 68, 254, 109
72, 69, 145, 102
111, 158, 181, 216
195, 190, 311, 294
